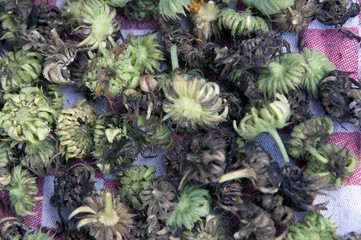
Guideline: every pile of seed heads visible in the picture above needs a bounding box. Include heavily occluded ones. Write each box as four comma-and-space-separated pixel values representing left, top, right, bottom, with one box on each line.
0, 0, 361, 239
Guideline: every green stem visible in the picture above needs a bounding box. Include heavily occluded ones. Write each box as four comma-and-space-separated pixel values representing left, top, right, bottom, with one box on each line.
219, 168, 256, 183
170, 45, 179, 72
104, 192, 113, 218
204, 1, 215, 14
267, 128, 290, 163
308, 147, 329, 164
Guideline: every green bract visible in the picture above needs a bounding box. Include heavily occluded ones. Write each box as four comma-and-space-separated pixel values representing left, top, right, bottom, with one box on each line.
61, 0, 85, 26
104, 0, 131, 7
11, 229, 54, 240
118, 165, 155, 209
257, 52, 309, 98
0, 141, 13, 187
74, 1, 119, 50
243, 0, 295, 17
124, 34, 164, 74
0, 50, 43, 94
159, 0, 192, 20
166, 184, 210, 230
0, 87, 56, 144
233, 94, 291, 162
219, 8, 269, 36
85, 48, 140, 98
57, 100, 97, 159
162, 74, 228, 130
301, 48, 336, 99
6, 165, 43, 216
286, 213, 338, 240
122, 0, 159, 21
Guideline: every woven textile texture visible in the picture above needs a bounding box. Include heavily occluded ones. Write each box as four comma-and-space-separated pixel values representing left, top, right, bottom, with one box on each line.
1, 0, 361, 239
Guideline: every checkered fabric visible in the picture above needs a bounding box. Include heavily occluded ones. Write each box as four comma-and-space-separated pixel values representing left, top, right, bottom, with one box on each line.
1, 0, 361, 238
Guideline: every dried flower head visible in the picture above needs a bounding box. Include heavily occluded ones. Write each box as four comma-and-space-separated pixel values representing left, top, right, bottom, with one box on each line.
118, 165, 156, 209
318, 70, 356, 122
0, 217, 28, 240
288, 117, 333, 161
6, 165, 43, 216
286, 88, 313, 126
129, 214, 172, 240
233, 202, 276, 240
180, 130, 227, 184
272, 0, 319, 33
257, 52, 310, 98
233, 94, 291, 162
64, 229, 95, 240
141, 175, 179, 228
162, 74, 228, 130
57, 100, 97, 159
0, 87, 56, 144
190, 1, 222, 41
316, 0, 360, 26
301, 48, 336, 99
180, 214, 231, 240
0, 50, 43, 94
166, 184, 210, 230
73, 1, 120, 50
243, 0, 295, 16
68, 189, 134, 240
285, 213, 338, 240
219, 8, 269, 36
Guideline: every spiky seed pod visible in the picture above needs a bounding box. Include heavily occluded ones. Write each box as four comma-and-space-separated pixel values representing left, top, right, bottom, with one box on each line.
180, 130, 227, 184
73, 1, 120, 50
180, 214, 231, 240
286, 88, 312, 126
257, 194, 295, 226
0, 217, 28, 240
64, 230, 95, 240
318, 70, 355, 122
166, 184, 210, 230
163, 74, 228, 130
300, 48, 336, 99
0, 50, 43, 94
121, 0, 159, 21
288, 117, 333, 160
306, 144, 357, 186
218, 8, 269, 37
141, 175, 179, 228
124, 33, 164, 74
0, 87, 57, 144
118, 165, 156, 210
233, 94, 291, 162
257, 52, 310, 98
273, 164, 333, 212
242, 0, 295, 17
85, 47, 141, 99
159, 0, 192, 20
190, 1, 222, 41
11, 228, 54, 240
69, 189, 134, 240
50, 164, 95, 210
20, 136, 60, 177
61, 0, 85, 26
27, 2, 69, 39
285, 213, 338, 240
93, 112, 122, 159
130, 215, 172, 240
233, 202, 276, 240
6, 165, 43, 216
272, 0, 319, 33
57, 100, 97, 159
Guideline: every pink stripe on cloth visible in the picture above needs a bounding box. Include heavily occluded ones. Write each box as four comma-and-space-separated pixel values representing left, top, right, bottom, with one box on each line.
34, 0, 57, 5
22, 177, 44, 227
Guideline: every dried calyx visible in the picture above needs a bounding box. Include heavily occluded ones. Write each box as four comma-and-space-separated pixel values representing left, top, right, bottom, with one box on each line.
272, 0, 318, 33
286, 88, 313, 126
11, 228, 54, 240
68, 189, 134, 240
316, 0, 360, 26
129, 214, 172, 240
0, 217, 28, 240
